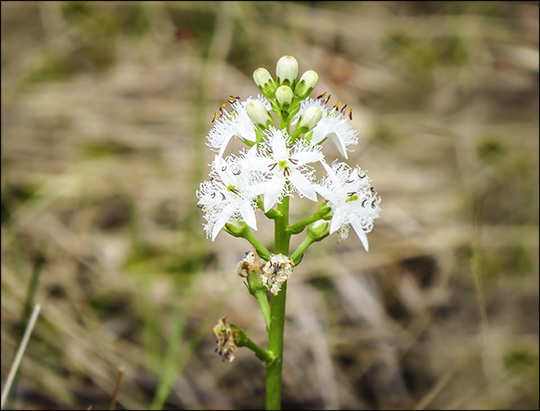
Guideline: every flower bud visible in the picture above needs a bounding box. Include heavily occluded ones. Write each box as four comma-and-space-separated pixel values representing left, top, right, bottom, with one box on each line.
253, 67, 272, 87
297, 106, 322, 131
276, 55, 298, 86
246, 100, 272, 127
294, 70, 318, 100
253, 67, 277, 98
307, 220, 329, 241
275, 85, 293, 106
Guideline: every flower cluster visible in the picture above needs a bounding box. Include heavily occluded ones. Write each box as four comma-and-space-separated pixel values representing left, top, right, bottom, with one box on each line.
197, 55, 381, 260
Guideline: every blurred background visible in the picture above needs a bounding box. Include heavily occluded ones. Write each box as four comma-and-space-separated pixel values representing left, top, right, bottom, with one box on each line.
1, 1, 539, 410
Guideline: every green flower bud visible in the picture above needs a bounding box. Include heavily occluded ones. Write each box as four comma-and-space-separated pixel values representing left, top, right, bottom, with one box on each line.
246, 100, 273, 127
253, 67, 277, 98
318, 201, 332, 217
297, 106, 322, 131
275, 85, 294, 106
276, 55, 298, 86
307, 220, 329, 242
294, 70, 318, 99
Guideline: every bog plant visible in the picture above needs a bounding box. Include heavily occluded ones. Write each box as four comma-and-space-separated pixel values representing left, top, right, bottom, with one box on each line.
197, 55, 381, 410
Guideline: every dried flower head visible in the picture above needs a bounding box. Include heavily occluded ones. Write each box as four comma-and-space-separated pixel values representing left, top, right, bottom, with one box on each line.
261, 254, 295, 295
236, 249, 262, 278
213, 316, 237, 362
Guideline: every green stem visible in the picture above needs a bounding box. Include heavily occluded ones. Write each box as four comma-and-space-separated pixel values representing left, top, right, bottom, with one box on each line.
244, 229, 272, 262
290, 235, 315, 265
288, 213, 323, 235
257, 198, 282, 220
266, 196, 291, 410
287, 202, 331, 235
242, 338, 275, 363
253, 289, 271, 330
225, 223, 272, 261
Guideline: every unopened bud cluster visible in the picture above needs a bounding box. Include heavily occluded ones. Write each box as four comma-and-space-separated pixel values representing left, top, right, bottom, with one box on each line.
254, 55, 318, 104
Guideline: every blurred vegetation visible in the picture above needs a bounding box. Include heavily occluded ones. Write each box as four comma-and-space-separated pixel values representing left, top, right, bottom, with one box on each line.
1, 1, 538, 410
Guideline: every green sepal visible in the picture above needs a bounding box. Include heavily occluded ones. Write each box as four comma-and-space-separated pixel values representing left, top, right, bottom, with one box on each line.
246, 270, 267, 295
307, 221, 329, 242
258, 81, 277, 100
294, 82, 314, 100
240, 137, 256, 148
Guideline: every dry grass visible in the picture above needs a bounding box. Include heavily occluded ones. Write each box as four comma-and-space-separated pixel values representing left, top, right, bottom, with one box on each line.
1, 1, 539, 410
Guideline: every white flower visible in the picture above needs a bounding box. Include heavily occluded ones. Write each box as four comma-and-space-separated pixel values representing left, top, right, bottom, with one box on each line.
294, 98, 358, 159
196, 154, 265, 241
244, 127, 324, 212
316, 161, 381, 251
261, 254, 295, 295
206, 95, 271, 158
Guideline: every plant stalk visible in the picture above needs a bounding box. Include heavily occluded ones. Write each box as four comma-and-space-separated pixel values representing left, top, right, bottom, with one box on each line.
253, 290, 271, 330
265, 196, 291, 410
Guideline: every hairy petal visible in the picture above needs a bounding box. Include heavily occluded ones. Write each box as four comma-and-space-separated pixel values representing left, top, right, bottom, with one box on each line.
289, 169, 317, 201
350, 218, 370, 251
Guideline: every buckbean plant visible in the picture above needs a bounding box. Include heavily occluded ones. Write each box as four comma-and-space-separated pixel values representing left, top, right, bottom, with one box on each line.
197, 56, 381, 410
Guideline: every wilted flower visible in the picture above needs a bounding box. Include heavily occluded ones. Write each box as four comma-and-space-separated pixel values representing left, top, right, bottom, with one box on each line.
236, 249, 262, 277
261, 254, 295, 295
213, 316, 238, 362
